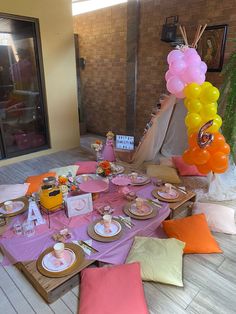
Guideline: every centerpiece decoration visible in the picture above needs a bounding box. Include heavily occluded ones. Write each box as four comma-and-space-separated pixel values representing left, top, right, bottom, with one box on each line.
57, 172, 78, 195
165, 24, 230, 174
102, 131, 116, 162
91, 140, 103, 161
96, 160, 112, 177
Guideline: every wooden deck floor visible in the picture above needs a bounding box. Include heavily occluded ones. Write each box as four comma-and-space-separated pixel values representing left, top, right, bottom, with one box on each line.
0, 138, 236, 314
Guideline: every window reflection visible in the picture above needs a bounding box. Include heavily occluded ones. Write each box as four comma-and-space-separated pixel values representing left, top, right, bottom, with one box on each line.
0, 16, 48, 158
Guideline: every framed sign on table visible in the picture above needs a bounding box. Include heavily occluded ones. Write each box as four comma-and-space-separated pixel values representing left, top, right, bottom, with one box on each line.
66, 193, 93, 218
197, 24, 228, 72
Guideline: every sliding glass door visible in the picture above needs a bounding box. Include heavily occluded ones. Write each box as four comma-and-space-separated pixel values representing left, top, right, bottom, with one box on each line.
0, 13, 49, 159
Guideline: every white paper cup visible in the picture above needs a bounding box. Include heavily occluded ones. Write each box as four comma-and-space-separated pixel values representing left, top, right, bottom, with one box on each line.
135, 197, 144, 209
103, 214, 112, 233
165, 183, 172, 194
54, 242, 65, 258
81, 174, 89, 182
130, 172, 138, 182
4, 201, 14, 212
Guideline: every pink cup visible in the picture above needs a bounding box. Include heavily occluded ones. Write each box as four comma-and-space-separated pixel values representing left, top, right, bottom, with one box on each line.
54, 242, 65, 258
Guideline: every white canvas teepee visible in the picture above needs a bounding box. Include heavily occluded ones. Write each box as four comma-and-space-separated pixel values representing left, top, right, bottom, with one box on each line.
132, 94, 188, 166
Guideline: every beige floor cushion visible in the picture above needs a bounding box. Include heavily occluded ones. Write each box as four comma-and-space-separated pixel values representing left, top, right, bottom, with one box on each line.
126, 236, 185, 286
146, 164, 181, 184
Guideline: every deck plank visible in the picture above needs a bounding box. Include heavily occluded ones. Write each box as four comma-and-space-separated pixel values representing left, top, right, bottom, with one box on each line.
0, 287, 17, 314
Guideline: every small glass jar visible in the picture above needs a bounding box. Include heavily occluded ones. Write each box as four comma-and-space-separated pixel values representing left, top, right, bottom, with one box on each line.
22, 221, 35, 237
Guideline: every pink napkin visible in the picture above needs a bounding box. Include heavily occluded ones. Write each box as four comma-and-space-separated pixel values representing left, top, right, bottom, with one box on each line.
75, 161, 97, 174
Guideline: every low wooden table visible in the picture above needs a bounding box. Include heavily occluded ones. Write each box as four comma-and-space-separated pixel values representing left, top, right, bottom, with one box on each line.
16, 258, 95, 303
168, 190, 196, 219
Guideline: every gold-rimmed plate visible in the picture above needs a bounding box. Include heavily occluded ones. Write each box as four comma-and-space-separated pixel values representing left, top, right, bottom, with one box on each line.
129, 201, 153, 216
37, 243, 84, 278
152, 188, 184, 203
0, 197, 28, 217
87, 218, 123, 242
123, 202, 158, 220
130, 175, 150, 186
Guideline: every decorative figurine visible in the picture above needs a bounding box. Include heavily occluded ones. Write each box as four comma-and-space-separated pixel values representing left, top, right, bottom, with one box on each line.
102, 131, 116, 162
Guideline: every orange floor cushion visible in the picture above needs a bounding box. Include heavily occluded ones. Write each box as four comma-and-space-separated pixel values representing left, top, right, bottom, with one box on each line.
162, 213, 222, 254
25, 172, 56, 195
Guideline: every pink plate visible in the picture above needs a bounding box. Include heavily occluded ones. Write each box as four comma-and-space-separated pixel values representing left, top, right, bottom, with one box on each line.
111, 176, 131, 186
157, 189, 179, 200
129, 202, 153, 216
42, 249, 76, 272
79, 179, 109, 193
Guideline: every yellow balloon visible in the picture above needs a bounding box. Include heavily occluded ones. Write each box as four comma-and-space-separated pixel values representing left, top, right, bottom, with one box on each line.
202, 86, 220, 102
184, 98, 191, 110
201, 103, 217, 118
184, 83, 201, 99
214, 114, 223, 128
206, 120, 220, 133
188, 99, 202, 113
200, 81, 212, 90
185, 113, 202, 129
187, 127, 199, 136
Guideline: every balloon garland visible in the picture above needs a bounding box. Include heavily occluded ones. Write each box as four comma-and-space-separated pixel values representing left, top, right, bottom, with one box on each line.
165, 25, 230, 174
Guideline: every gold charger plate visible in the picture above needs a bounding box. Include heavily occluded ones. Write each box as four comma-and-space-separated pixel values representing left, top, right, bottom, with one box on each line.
123, 202, 158, 220
131, 177, 151, 186
0, 197, 28, 217
87, 218, 123, 242
152, 188, 184, 203
37, 243, 84, 278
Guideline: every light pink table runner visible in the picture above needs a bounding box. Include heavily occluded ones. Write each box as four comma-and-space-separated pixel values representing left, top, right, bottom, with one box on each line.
0, 183, 170, 265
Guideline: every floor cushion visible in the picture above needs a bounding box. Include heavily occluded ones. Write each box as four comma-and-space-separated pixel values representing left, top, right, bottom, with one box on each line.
126, 236, 185, 286
172, 156, 206, 176
162, 213, 222, 254
0, 183, 30, 203
50, 165, 79, 177
193, 202, 236, 234
74, 161, 97, 174
79, 262, 149, 314
25, 172, 56, 195
146, 164, 181, 184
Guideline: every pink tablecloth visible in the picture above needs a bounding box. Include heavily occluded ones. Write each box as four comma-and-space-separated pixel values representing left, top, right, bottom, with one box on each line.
0, 183, 170, 265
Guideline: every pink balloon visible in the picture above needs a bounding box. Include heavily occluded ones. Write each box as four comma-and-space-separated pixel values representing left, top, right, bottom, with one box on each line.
167, 50, 184, 65
175, 90, 185, 99
195, 72, 206, 84
200, 61, 207, 74
185, 67, 201, 84
165, 70, 173, 82
170, 60, 187, 74
184, 48, 198, 58
167, 76, 185, 94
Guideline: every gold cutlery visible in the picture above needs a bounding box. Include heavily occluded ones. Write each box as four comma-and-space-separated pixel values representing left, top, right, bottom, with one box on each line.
79, 240, 99, 253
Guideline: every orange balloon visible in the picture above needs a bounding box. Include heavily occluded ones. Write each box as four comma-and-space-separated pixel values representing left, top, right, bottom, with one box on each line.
209, 152, 228, 172
196, 163, 212, 174
207, 132, 226, 153
188, 133, 198, 148
213, 132, 225, 145
192, 147, 210, 165
218, 143, 231, 155
214, 164, 228, 174
183, 149, 194, 165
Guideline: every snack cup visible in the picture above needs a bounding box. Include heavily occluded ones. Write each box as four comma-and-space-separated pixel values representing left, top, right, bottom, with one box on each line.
135, 197, 144, 210
164, 183, 172, 194
54, 242, 65, 258
4, 201, 14, 212
103, 214, 112, 233
130, 172, 138, 183
81, 174, 89, 182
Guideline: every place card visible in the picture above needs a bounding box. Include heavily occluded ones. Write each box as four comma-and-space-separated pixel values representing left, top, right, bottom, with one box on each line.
66, 193, 93, 218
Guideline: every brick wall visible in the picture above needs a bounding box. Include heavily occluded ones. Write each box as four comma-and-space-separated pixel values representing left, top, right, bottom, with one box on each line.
73, 4, 127, 135
74, 0, 236, 140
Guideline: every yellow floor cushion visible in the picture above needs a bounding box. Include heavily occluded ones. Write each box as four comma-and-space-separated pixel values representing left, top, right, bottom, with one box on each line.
126, 236, 185, 286
146, 164, 181, 184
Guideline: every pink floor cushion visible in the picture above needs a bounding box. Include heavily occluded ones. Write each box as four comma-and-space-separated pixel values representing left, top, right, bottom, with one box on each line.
78, 262, 149, 314
193, 202, 236, 234
172, 156, 207, 176
74, 161, 97, 174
